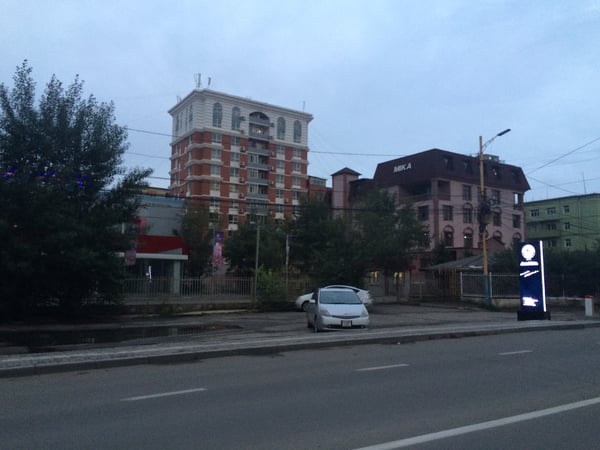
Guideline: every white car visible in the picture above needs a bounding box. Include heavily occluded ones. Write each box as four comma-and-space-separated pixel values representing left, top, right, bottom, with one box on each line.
306, 287, 369, 332
295, 285, 373, 311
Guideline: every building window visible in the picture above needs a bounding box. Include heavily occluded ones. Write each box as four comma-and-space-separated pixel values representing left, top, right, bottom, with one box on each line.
463, 230, 473, 248
292, 162, 301, 173
210, 197, 220, 209
277, 160, 285, 170
546, 239, 557, 248
564, 238, 572, 248
463, 205, 473, 223
512, 233, 522, 247
229, 183, 239, 194
513, 192, 523, 209
276, 145, 285, 158
212, 133, 222, 143
210, 165, 221, 176
564, 222, 571, 230
275, 189, 284, 199
547, 207, 556, 215
212, 102, 222, 127
463, 160, 473, 174
418, 205, 429, 221
292, 148, 302, 159
462, 185, 472, 201
443, 229, 454, 247
563, 204, 570, 214
231, 107, 241, 130
276, 174, 284, 184
228, 214, 238, 225
211, 148, 222, 160
442, 205, 453, 221
492, 210, 501, 226
531, 209, 539, 217
292, 176, 301, 188
293, 120, 301, 143
229, 167, 239, 178
512, 214, 521, 228
230, 152, 240, 162
547, 223, 557, 231
491, 190, 500, 204
442, 156, 454, 170
277, 117, 286, 140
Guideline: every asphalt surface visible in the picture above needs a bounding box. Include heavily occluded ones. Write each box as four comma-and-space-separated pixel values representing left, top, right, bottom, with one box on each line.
1, 300, 598, 378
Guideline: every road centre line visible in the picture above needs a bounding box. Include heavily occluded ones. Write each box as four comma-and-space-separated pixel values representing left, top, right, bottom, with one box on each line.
356, 363, 409, 372
354, 395, 600, 450
499, 350, 533, 356
121, 387, 207, 402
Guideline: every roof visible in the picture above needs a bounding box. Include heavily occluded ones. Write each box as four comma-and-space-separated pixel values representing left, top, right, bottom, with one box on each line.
424, 255, 487, 272
373, 148, 530, 192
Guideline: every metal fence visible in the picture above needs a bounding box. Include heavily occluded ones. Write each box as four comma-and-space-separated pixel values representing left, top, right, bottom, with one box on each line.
122, 275, 310, 301
460, 273, 520, 299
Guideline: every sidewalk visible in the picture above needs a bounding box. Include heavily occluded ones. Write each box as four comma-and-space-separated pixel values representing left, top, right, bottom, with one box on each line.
1, 302, 598, 378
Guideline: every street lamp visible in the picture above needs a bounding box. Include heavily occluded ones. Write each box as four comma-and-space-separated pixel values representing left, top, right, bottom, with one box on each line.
479, 128, 511, 305
254, 221, 260, 303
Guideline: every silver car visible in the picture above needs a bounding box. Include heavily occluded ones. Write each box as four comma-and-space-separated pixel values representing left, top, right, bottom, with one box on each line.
296, 285, 374, 311
306, 288, 370, 332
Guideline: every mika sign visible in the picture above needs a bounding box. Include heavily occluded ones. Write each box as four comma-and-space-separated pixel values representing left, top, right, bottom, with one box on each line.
393, 162, 412, 173
517, 241, 550, 320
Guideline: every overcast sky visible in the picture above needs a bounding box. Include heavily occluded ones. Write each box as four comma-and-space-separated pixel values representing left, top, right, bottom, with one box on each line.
2, 0, 599, 200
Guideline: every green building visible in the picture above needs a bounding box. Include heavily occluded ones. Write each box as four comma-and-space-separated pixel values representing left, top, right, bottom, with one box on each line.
524, 193, 600, 250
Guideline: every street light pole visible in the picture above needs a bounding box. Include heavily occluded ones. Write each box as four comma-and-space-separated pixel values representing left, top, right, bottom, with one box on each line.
479, 128, 511, 306
253, 222, 260, 303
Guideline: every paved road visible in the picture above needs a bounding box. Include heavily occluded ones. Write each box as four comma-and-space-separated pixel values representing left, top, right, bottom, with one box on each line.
1, 302, 598, 377
2, 328, 600, 449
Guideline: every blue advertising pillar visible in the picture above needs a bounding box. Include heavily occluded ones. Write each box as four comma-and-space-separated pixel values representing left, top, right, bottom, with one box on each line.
517, 241, 551, 321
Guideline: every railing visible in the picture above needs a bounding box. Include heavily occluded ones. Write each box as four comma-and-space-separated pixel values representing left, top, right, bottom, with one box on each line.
460, 273, 520, 299
123, 275, 311, 302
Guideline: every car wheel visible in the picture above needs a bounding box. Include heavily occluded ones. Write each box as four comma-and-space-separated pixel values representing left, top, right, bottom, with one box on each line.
302, 301, 309, 312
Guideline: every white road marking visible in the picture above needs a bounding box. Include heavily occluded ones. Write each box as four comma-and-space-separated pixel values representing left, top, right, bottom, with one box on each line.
353, 395, 600, 450
121, 387, 207, 402
499, 350, 533, 356
356, 363, 409, 372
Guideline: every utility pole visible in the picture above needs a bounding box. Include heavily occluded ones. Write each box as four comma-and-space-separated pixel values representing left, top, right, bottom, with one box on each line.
479, 129, 511, 306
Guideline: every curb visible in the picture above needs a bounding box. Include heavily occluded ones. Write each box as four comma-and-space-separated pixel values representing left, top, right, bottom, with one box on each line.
2, 320, 599, 378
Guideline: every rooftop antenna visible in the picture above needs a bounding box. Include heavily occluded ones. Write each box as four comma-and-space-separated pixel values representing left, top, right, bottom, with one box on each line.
194, 73, 202, 89
208, 77, 212, 88
582, 172, 587, 194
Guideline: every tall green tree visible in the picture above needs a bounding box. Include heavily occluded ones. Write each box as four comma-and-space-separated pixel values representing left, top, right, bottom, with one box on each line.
180, 200, 214, 276
224, 216, 288, 275
291, 196, 365, 286
355, 189, 429, 275
0, 61, 151, 318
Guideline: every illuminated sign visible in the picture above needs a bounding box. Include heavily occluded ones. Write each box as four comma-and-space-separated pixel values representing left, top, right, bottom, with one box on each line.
393, 162, 412, 173
517, 241, 551, 320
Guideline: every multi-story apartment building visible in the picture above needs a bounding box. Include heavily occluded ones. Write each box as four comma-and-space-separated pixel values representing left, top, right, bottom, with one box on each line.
524, 193, 600, 250
333, 149, 530, 264
168, 89, 313, 235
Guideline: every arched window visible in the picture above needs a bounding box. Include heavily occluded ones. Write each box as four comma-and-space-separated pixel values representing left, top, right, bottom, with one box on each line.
512, 232, 522, 248
443, 225, 454, 247
212, 102, 222, 128
231, 107, 241, 130
293, 120, 301, 143
277, 117, 286, 140
463, 228, 474, 248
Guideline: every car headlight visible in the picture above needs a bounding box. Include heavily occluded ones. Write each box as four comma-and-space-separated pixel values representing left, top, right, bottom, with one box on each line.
360, 309, 368, 318
319, 307, 331, 317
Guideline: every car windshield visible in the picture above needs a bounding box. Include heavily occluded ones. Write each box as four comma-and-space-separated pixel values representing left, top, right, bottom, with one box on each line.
319, 290, 362, 305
